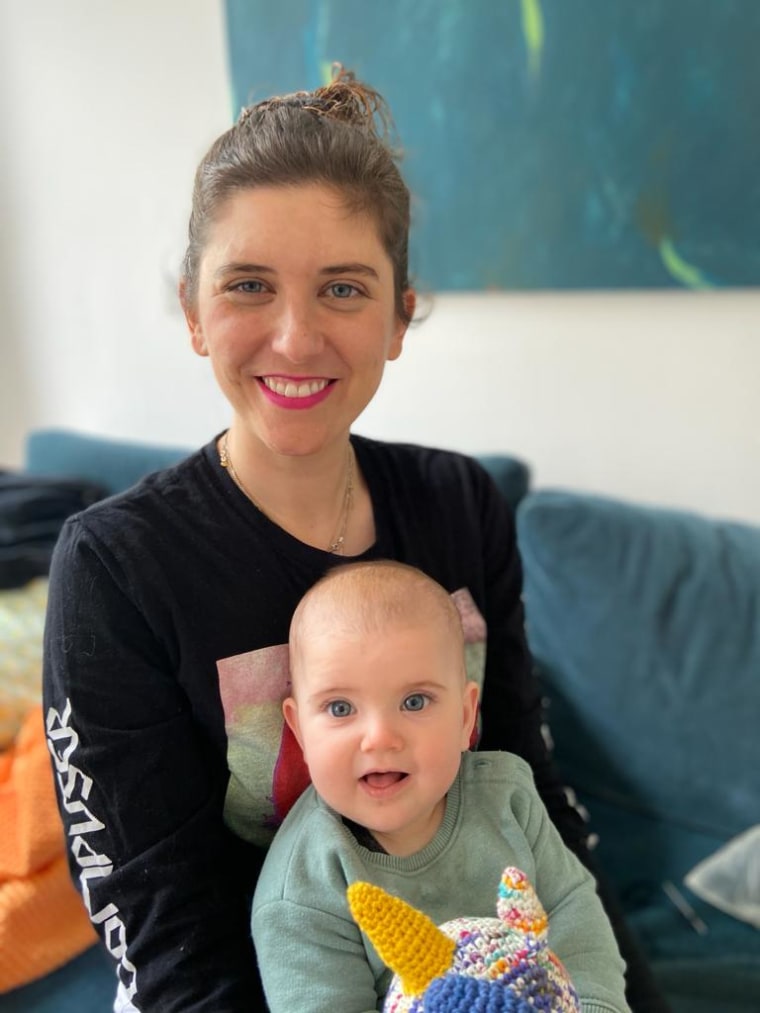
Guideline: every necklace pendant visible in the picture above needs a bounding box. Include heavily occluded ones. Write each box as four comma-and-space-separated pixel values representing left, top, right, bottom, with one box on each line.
328, 534, 345, 554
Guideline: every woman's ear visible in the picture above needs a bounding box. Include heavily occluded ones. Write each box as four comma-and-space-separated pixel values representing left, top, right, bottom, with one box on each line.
179, 278, 208, 356
282, 696, 304, 749
403, 288, 417, 323
387, 288, 416, 362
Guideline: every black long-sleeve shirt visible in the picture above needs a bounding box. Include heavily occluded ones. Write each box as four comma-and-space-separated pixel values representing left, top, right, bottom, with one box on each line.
43, 434, 582, 1011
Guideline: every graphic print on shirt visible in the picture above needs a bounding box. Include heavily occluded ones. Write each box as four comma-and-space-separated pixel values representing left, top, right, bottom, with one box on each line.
217, 588, 488, 847
45, 699, 138, 1007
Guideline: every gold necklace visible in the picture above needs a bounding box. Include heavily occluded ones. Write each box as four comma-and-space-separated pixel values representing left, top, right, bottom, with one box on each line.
218, 433, 354, 555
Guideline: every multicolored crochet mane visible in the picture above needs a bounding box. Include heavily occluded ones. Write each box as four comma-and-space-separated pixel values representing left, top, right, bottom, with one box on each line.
348, 866, 580, 1013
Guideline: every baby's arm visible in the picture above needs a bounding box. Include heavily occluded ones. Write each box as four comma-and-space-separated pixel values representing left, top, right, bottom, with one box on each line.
521, 784, 631, 1012
252, 897, 382, 1013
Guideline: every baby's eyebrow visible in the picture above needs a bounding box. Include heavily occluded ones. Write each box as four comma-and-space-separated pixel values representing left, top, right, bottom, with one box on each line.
306, 686, 353, 704
402, 680, 450, 692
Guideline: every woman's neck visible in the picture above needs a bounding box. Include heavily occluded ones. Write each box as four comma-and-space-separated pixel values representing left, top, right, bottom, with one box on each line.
219, 428, 374, 555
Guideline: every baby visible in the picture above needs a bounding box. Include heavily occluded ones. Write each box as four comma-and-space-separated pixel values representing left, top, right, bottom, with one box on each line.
252, 560, 630, 1013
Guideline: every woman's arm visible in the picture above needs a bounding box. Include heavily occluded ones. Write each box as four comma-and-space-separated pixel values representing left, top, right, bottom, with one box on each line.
472, 464, 590, 852
43, 517, 262, 1012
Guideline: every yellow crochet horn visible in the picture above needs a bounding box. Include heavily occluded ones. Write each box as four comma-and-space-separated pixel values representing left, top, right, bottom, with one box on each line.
348, 881, 455, 997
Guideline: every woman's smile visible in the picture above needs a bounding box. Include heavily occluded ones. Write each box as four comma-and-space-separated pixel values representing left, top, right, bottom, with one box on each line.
258, 375, 335, 410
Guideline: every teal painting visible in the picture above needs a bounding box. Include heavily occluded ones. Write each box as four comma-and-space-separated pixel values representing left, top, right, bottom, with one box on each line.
223, 0, 760, 291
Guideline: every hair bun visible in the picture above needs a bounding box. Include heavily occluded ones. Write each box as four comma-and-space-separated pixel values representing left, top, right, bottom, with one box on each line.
313, 65, 391, 134
240, 65, 393, 141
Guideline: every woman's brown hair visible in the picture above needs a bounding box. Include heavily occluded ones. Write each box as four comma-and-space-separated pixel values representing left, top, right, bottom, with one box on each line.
181, 67, 412, 322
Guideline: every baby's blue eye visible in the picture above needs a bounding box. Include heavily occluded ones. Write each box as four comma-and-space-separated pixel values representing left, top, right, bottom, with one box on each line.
328, 700, 353, 718
403, 694, 427, 712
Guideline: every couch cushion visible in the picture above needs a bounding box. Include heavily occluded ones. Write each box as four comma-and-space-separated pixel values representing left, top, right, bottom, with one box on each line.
516, 491, 760, 841
0, 944, 113, 1012
476, 454, 531, 512
24, 430, 191, 497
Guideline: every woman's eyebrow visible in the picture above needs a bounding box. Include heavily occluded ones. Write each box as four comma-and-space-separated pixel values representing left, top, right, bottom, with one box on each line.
320, 263, 379, 279
214, 262, 275, 279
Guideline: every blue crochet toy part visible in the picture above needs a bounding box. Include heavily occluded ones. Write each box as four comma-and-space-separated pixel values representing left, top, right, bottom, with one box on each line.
347, 866, 580, 1013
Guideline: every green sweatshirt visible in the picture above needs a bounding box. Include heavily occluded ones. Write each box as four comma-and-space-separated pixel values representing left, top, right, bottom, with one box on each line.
252, 750, 630, 1013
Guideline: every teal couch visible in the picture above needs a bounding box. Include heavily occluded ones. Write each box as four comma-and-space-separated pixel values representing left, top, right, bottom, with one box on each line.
3, 429, 759, 1012
517, 491, 760, 1013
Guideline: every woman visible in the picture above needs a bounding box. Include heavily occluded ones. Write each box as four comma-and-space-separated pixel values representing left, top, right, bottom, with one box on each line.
43, 70, 665, 1011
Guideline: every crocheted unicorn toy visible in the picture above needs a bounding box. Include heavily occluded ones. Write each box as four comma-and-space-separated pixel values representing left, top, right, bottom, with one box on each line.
348, 866, 580, 1013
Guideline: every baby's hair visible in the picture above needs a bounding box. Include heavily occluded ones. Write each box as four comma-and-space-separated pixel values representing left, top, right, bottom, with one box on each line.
289, 561, 464, 676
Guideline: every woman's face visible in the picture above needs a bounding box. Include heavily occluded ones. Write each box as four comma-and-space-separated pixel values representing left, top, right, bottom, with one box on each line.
182, 183, 414, 459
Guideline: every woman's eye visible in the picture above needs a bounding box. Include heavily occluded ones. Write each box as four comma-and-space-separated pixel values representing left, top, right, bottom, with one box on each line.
402, 694, 428, 712
328, 700, 353, 718
327, 282, 360, 299
231, 280, 266, 294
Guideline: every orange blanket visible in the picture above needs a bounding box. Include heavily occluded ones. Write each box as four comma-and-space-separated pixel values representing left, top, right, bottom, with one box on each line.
0, 705, 98, 992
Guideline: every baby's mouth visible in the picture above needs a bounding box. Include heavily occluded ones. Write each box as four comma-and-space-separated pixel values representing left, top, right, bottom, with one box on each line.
362, 771, 408, 788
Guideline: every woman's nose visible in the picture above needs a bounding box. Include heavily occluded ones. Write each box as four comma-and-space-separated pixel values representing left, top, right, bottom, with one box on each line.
271, 300, 324, 362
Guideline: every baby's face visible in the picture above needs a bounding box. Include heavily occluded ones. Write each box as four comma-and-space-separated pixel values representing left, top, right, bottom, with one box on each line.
284, 619, 478, 856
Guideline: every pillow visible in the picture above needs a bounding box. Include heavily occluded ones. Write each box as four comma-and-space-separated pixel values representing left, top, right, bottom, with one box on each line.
685, 825, 760, 929
516, 490, 760, 839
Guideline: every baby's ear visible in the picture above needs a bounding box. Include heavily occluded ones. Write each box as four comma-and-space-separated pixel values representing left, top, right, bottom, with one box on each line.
282, 697, 303, 748
460, 680, 480, 749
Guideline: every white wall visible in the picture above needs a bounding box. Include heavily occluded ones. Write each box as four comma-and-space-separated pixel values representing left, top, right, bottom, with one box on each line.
360, 290, 760, 524
0, 0, 231, 457
2, 1, 759, 525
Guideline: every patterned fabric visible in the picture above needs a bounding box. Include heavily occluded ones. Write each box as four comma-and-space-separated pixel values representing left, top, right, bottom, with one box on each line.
0, 578, 47, 749
349, 867, 580, 1013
